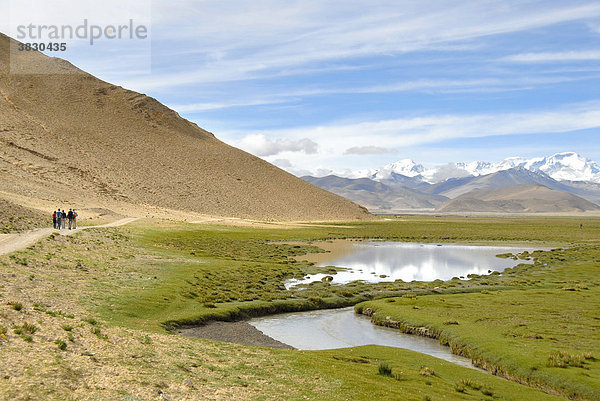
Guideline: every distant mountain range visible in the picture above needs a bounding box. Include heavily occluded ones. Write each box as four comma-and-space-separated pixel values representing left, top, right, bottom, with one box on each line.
437, 184, 600, 214
302, 176, 448, 211
345, 152, 600, 184
302, 153, 600, 214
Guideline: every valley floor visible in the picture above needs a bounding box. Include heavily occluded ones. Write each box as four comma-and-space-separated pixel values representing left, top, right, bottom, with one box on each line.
0, 216, 598, 400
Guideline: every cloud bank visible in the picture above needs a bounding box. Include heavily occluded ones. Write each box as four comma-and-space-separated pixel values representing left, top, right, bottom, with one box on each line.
236, 134, 318, 157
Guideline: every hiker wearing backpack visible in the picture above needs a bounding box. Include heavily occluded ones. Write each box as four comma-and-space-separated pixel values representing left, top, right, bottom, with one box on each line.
56, 208, 62, 230
61, 210, 67, 229
67, 209, 74, 230
72, 210, 78, 229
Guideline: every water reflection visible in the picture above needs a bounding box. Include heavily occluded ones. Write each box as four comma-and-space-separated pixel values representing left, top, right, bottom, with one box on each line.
249, 308, 478, 369
287, 242, 534, 288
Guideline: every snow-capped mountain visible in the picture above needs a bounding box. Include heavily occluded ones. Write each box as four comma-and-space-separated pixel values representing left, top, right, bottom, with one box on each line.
353, 153, 600, 184
340, 159, 427, 182
371, 159, 425, 180
456, 153, 600, 183
524, 153, 600, 182
456, 158, 527, 177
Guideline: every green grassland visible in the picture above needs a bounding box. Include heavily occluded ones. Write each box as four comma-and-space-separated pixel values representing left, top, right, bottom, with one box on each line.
109, 217, 600, 331
357, 286, 600, 400
0, 216, 598, 400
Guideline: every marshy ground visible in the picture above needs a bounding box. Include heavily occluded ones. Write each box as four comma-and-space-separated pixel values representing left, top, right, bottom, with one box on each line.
0, 216, 598, 400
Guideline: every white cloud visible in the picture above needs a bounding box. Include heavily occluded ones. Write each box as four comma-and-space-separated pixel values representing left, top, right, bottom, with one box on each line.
272, 159, 293, 168
221, 100, 600, 172
500, 50, 600, 63
288, 101, 600, 148
164, 74, 598, 115
236, 134, 318, 157
344, 146, 396, 155
429, 164, 473, 182
123, 1, 600, 89
587, 22, 600, 34
168, 99, 286, 112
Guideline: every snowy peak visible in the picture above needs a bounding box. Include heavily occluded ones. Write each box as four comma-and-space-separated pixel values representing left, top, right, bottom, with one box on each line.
371, 159, 425, 180
471, 152, 600, 183
454, 158, 528, 177
437, 152, 600, 183
361, 153, 600, 184
524, 152, 600, 182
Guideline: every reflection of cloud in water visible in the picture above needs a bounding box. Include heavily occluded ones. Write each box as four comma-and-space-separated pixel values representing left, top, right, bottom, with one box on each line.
249, 308, 478, 369
286, 242, 536, 288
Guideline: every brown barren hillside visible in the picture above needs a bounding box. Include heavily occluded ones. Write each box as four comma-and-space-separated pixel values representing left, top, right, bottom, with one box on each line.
0, 33, 370, 221
437, 184, 600, 213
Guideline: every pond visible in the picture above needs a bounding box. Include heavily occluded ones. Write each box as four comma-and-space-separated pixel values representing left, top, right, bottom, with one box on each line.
183, 241, 541, 371
249, 307, 479, 369
286, 241, 535, 288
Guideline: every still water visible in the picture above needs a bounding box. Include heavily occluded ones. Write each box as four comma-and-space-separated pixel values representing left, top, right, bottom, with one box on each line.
286, 241, 534, 288
249, 242, 539, 370
249, 307, 478, 369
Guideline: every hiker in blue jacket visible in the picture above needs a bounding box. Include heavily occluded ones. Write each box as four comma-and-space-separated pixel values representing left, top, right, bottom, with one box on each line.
56, 208, 62, 230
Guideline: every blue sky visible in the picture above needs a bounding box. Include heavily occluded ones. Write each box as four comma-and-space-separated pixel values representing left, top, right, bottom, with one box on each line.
3, 0, 600, 176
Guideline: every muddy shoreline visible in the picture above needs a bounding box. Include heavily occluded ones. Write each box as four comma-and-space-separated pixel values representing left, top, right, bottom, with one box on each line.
176, 321, 294, 349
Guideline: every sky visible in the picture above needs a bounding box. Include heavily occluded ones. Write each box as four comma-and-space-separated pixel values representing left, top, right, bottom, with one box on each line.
2, 0, 600, 177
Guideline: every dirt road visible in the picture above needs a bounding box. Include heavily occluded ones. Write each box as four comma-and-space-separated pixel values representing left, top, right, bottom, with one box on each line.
0, 217, 138, 256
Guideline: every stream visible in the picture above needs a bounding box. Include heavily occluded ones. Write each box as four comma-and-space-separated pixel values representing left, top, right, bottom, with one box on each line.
187, 241, 541, 371
249, 307, 479, 369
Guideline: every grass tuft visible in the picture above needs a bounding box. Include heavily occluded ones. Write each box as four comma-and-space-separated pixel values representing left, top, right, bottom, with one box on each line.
377, 363, 393, 377
482, 386, 494, 396
20, 334, 33, 342
13, 322, 38, 335
547, 351, 586, 368
8, 301, 23, 311
55, 339, 67, 350
459, 378, 483, 390
419, 366, 435, 377
91, 327, 108, 340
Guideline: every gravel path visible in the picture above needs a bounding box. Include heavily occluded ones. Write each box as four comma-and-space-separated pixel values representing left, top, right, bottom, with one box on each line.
177, 321, 294, 349
0, 217, 139, 256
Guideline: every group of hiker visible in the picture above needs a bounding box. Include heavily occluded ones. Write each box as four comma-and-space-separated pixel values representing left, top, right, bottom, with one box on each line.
52, 209, 78, 230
